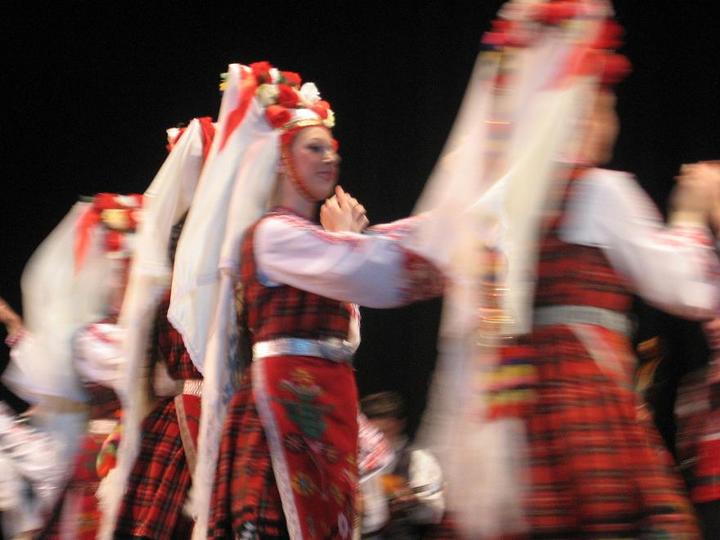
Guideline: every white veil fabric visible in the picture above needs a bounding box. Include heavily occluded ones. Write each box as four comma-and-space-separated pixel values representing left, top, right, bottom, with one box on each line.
3, 202, 110, 405
3, 201, 111, 497
96, 118, 210, 539
167, 63, 283, 539
414, 1, 609, 536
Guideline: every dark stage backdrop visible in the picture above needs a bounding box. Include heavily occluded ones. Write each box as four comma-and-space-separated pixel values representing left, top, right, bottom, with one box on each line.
2, 1, 719, 432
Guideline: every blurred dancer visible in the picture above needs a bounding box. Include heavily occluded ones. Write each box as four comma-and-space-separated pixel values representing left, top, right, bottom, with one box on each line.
3, 199, 117, 525
40, 193, 141, 539
105, 118, 215, 540
417, 1, 720, 538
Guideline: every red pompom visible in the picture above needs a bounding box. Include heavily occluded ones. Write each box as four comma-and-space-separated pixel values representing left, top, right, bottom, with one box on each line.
281, 71, 302, 87
533, 1, 580, 25
600, 53, 631, 87
250, 61, 272, 84
593, 20, 624, 49
94, 193, 118, 211
277, 84, 300, 108
482, 19, 511, 46
265, 105, 291, 129
311, 100, 331, 119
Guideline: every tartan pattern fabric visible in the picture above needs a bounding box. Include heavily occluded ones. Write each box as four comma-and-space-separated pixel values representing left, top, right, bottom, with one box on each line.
82, 381, 121, 420
515, 325, 699, 537
493, 168, 699, 537
676, 360, 720, 504
115, 294, 201, 540
40, 430, 111, 540
153, 291, 203, 380
534, 170, 632, 313
209, 369, 290, 539
240, 213, 352, 344
114, 394, 200, 540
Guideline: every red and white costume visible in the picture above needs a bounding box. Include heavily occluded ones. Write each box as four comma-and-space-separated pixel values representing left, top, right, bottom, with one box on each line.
208, 208, 442, 540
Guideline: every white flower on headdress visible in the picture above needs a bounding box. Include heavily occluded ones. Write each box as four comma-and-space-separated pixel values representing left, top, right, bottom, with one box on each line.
257, 84, 279, 106
166, 127, 181, 144
323, 109, 336, 129
269, 67, 280, 83
300, 82, 321, 104
116, 194, 141, 208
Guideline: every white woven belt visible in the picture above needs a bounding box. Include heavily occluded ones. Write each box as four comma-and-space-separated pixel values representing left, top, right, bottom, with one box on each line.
534, 305, 632, 336
88, 419, 118, 435
253, 337, 355, 363
182, 380, 203, 396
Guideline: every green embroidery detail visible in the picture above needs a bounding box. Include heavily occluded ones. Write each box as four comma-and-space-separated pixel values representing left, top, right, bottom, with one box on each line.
278, 368, 332, 440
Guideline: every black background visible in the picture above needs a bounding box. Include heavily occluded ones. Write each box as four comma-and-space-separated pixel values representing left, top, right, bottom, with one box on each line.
2, 1, 719, 431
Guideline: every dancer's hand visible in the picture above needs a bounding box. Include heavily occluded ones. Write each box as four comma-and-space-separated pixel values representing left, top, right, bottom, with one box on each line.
670, 163, 720, 226
0, 297, 23, 345
320, 186, 369, 233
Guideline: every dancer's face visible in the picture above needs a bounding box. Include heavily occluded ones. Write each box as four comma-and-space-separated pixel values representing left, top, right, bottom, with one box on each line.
289, 126, 340, 200
583, 90, 620, 165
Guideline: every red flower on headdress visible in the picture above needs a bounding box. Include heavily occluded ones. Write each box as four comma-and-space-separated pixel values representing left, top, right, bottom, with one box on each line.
266, 105, 292, 129
277, 84, 300, 108
94, 193, 119, 211
533, 1, 580, 25
593, 20, 623, 49
281, 71, 302, 87
482, 19, 512, 47
250, 61, 273, 84
560, 47, 630, 88
600, 53, 631, 87
311, 100, 331, 120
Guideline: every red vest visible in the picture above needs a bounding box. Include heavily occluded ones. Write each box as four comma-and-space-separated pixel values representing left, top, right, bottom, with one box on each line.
240, 211, 352, 345
534, 169, 632, 314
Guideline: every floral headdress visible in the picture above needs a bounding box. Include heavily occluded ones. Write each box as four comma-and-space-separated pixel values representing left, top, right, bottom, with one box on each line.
218, 61, 335, 151
483, 0, 630, 89
74, 193, 143, 269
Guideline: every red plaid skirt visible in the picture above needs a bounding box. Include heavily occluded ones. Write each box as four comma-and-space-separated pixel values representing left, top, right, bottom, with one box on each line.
504, 324, 699, 538
209, 369, 289, 539
40, 429, 112, 539
115, 394, 200, 540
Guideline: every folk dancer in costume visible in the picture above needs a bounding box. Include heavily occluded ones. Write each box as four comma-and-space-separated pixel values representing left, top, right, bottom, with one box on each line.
39, 193, 142, 539
163, 62, 446, 540
675, 315, 720, 538
675, 164, 720, 539
3, 200, 123, 531
417, 1, 720, 538
98, 118, 216, 540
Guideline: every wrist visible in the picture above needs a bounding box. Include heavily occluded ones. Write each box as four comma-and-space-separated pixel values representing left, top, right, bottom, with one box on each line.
669, 209, 706, 227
